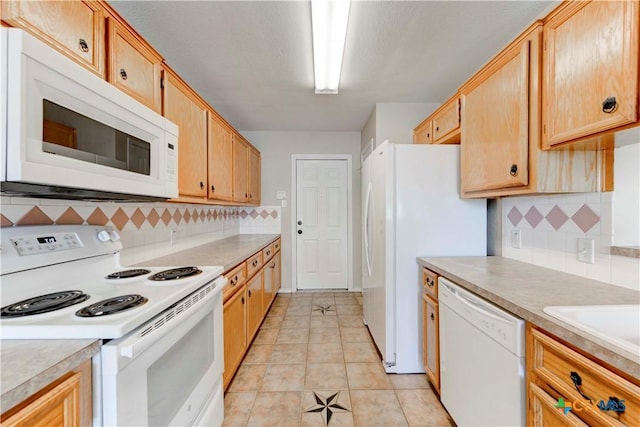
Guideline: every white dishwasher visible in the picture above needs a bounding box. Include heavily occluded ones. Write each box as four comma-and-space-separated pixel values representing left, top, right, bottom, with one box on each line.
438, 277, 525, 427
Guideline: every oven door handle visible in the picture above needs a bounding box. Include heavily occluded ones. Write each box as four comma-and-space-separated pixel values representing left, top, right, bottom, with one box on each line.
119, 276, 226, 359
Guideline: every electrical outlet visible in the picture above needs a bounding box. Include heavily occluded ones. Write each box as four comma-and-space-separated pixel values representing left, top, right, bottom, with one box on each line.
170, 227, 184, 245
578, 238, 595, 264
510, 229, 522, 249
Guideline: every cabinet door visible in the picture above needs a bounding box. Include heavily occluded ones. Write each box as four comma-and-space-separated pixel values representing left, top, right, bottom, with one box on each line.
263, 262, 274, 313
413, 119, 433, 144
223, 286, 247, 390
232, 136, 249, 203
208, 114, 234, 201
274, 251, 281, 293
1, 0, 105, 77
107, 18, 162, 113
542, 1, 639, 147
461, 36, 531, 193
423, 294, 440, 393
432, 97, 460, 144
249, 149, 261, 204
246, 272, 263, 341
163, 70, 208, 198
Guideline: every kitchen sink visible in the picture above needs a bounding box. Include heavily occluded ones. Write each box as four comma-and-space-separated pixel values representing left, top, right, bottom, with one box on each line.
543, 305, 640, 356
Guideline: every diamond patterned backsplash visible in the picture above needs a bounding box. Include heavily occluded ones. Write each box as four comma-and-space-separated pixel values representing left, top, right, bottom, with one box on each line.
501, 193, 639, 291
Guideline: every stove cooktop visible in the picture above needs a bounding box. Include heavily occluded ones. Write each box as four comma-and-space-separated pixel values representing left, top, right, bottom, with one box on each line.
0, 225, 224, 340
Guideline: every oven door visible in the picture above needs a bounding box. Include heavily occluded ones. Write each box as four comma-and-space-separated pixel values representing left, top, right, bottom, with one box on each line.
99, 279, 224, 427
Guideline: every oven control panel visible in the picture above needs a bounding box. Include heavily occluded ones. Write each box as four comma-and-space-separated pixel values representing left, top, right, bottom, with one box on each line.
10, 232, 83, 255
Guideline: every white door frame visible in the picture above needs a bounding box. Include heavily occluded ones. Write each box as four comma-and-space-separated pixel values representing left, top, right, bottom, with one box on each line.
291, 154, 353, 293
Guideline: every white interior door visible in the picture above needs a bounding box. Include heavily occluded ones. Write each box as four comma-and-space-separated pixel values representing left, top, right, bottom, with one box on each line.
296, 159, 349, 290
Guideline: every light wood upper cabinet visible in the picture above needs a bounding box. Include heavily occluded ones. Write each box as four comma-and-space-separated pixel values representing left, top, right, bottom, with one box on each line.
162, 68, 208, 199
249, 148, 261, 204
232, 136, 250, 203
1, 0, 106, 77
460, 23, 614, 198
413, 119, 433, 144
461, 34, 531, 193
208, 114, 234, 202
542, 0, 639, 148
413, 94, 460, 145
432, 96, 461, 144
107, 17, 162, 113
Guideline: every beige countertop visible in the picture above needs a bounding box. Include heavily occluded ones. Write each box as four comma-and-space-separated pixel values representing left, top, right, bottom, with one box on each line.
138, 234, 280, 271
417, 256, 640, 379
1, 339, 101, 413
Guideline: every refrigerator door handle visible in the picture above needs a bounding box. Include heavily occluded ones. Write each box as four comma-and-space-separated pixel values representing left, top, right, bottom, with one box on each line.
364, 181, 374, 277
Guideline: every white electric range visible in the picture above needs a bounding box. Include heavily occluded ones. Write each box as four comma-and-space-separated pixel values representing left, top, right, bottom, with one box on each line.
0, 225, 226, 426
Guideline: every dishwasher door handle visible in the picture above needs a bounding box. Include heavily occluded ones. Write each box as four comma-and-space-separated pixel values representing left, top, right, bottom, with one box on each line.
453, 289, 514, 323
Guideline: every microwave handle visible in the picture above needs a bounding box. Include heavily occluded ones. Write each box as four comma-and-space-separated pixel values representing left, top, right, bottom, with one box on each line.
119, 276, 226, 358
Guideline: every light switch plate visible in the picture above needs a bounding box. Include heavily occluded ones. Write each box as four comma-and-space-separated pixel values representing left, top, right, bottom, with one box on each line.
510, 229, 521, 249
578, 238, 595, 264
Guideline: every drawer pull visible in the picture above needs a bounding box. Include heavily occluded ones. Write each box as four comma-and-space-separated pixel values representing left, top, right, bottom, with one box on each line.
430, 313, 435, 320
120, 68, 128, 80
569, 371, 593, 403
78, 38, 89, 52
510, 164, 518, 177
602, 96, 617, 114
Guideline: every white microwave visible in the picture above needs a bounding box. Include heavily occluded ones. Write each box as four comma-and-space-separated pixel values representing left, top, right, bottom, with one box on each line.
0, 28, 178, 200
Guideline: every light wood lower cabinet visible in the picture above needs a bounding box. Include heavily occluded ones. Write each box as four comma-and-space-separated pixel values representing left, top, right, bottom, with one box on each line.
222, 239, 281, 390
422, 268, 440, 394
222, 284, 247, 390
1, 359, 92, 427
527, 325, 640, 426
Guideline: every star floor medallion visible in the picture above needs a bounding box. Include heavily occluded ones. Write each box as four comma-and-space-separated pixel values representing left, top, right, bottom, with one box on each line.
312, 304, 335, 315
305, 391, 350, 425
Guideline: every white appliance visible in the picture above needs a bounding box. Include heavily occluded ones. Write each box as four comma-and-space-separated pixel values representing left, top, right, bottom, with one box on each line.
438, 277, 525, 426
361, 141, 486, 373
0, 225, 225, 426
0, 28, 178, 200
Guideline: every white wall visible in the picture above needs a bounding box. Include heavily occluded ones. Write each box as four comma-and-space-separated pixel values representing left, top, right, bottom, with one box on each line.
242, 131, 362, 293
375, 103, 439, 145
613, 143, 640, 246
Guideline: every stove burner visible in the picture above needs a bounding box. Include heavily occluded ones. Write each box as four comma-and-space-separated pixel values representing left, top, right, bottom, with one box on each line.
1, 291, 90, 318
106, 269, 151, 279
148, 266, 202, 281
75, 294, 148, 317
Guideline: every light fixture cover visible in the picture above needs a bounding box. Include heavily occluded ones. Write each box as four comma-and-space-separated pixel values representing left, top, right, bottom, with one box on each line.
311, 0, 351, 94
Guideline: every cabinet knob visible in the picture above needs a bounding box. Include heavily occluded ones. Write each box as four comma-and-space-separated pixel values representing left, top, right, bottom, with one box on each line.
509, 164, 518, 177
436, 126, 440, 132
602, 96, 617, 114
78, 38, 89, 52
248, 290, 252, 297
200, 181, 205, 189
245, 193, 248, 198
211, 185, 215, 192
120, 68, 128, 80
298, 220, 302, 226
298, 230, 303, 235
430, 313, 435, 320
241, 296, 245, 304
250, 193, 253, 199
427, 133, 430, 138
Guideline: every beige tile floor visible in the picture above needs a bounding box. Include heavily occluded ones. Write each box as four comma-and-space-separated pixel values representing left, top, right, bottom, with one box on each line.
223, 292, 454, 427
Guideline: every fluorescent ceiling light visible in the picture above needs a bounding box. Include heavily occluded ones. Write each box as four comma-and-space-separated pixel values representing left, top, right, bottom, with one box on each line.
311, 0, 351, 94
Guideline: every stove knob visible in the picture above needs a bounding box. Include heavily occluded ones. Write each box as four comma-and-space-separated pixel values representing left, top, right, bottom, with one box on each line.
97, 230, 111, 242
109, 230, 121, 241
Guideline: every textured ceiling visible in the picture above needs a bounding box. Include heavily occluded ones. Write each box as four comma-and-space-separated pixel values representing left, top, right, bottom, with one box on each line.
110, 1, 556, 132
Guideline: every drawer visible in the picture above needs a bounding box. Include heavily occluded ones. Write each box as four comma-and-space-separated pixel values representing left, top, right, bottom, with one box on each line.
529, 382, 589, 427
246, 252, 263, 278
530, 328, 640, 426
273, 238, 281, 252
422, 268, 438, 299
262, 243, 275, 262
223, 262, 247, 302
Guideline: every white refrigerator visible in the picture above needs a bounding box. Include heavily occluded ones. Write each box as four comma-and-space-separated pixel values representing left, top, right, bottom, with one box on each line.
362, 141, 486, 373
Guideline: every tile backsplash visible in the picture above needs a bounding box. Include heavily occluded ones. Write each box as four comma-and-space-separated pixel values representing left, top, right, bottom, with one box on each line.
0, 196, 281, 265
501, 193, 639, 291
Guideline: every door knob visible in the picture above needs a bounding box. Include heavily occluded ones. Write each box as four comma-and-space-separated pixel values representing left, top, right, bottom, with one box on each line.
297, 230, 302, 235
